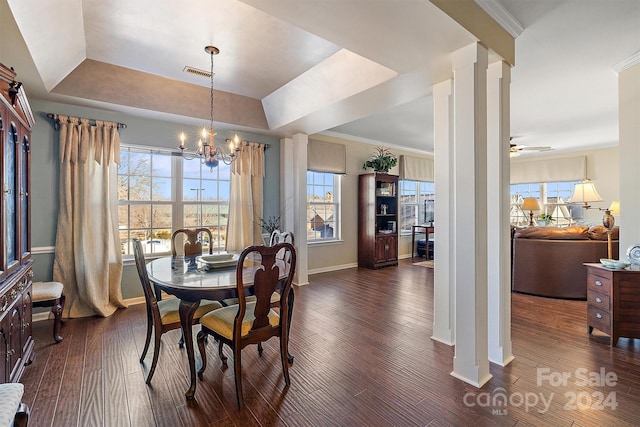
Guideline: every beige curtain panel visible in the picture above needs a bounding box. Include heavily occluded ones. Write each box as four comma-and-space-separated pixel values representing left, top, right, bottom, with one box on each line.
226, 143, 266, 251
510, 155, 587, 184
53, 116, 127, 318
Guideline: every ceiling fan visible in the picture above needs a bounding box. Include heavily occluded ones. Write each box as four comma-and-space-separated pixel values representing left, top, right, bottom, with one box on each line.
509, 138, 552, 157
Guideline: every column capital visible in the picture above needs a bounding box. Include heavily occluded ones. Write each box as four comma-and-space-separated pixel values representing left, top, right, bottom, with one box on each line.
488, 60, 511, 83
452, 42, 488, 70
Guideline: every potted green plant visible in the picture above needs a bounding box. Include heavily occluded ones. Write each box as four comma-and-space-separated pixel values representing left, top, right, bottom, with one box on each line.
538, 213, 554, 225
362, 146, 398, 173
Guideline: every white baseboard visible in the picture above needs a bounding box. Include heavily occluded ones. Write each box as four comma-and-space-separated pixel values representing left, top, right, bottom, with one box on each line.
308, 262, 357, 275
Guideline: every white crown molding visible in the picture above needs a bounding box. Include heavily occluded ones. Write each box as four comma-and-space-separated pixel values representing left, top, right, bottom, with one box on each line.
475, 0, 524, 39
612, 51, 640, 74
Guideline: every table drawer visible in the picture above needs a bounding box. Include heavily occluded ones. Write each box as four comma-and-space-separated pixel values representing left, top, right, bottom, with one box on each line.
587, 290, 610, 311
587, 304, 611, 334
587, 273, 611, 296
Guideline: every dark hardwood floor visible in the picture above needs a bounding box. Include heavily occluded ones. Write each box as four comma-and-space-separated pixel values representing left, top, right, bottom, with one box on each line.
22, 259, 640, 426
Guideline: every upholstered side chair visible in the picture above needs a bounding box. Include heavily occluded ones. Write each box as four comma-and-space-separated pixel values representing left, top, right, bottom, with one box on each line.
32, 281, 65, 343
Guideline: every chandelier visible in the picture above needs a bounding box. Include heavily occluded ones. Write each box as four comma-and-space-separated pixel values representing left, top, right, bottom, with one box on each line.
178, 46, 240, 169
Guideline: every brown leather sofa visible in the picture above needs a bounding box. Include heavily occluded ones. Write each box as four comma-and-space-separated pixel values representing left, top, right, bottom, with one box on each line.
512, 225, 619, 299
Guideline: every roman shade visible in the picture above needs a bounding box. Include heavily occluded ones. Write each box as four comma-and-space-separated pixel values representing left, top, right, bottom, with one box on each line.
307, 139, 346, 174
510, 155, 586, 184
399, 155, 434, 182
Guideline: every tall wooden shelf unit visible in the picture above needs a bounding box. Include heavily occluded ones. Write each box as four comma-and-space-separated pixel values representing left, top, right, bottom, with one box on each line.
358, 173, 399, 269
0, 63, 34, 384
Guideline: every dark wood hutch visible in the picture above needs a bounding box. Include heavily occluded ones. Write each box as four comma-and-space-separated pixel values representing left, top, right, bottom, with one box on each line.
0, 63, 34, 383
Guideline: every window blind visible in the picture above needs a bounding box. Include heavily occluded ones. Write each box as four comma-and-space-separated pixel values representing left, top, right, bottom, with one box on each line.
399, 155, 434, 182
510, 155, 586, 184
307, 139, 346, 174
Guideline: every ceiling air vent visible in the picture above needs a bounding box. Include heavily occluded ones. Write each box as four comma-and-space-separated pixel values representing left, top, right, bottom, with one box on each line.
183, 66, 212, 78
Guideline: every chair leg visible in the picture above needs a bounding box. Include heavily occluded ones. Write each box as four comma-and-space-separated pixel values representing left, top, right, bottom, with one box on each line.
218, 339, 227, 365
59, 293, 66, 318
233, 347, 244, 410
140, 308, 153, 363
280, 334, 291, 387
145, 327, 162, 384
178, 332, 185, 348
52, 300, 63, 343
14, 402, 29, 427
196, 330, 208, 379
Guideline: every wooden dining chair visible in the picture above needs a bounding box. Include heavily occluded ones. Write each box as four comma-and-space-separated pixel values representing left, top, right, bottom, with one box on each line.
171, 227, 213, 257
196, 242, 296, 410
132, 238, 223, 384
221, 230, 295, 309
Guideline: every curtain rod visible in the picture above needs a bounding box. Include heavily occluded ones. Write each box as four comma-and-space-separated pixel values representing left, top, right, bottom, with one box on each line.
46, 113, 127, 131
228, 139, 270, 149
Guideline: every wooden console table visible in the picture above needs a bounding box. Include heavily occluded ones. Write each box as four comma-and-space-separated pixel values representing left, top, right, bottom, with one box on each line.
411, 225, 434, 259
585, 263, 640, 346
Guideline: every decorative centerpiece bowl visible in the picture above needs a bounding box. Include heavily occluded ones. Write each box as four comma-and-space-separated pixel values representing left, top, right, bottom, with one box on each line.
600, 258, 631, 269
197, 253, 238, 269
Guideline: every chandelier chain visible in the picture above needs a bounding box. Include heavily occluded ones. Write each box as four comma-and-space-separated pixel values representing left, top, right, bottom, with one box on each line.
177, 45, 240, 171
209, 49, 215, 136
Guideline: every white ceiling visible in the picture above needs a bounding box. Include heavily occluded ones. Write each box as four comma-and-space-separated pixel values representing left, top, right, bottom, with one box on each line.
1, 0, 638, 156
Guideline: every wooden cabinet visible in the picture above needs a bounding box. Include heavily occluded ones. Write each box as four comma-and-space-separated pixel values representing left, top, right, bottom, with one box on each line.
358, 173, 398, 269
0, 63, 34, 383
585, 263, 640, 346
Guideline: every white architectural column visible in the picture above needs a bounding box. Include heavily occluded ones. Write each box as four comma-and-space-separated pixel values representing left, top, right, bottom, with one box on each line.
487, 60, 514, 366
450, 42, 491, 387
280, 137, 296, 232
618, 61, 640, 254
432, 78, 455, 345
291, 133, 309, 286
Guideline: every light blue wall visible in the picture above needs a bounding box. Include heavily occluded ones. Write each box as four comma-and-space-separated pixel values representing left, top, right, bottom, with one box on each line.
30, 99, 280, 299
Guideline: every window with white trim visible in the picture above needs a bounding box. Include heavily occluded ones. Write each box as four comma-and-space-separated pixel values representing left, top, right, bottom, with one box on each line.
306, 171, 340, 242
399, 180, 435, 233
118, 146, 230, 255
510, 180, 580, 226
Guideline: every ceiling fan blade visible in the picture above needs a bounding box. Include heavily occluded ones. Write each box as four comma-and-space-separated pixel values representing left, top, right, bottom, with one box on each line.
520, 146, 552, 151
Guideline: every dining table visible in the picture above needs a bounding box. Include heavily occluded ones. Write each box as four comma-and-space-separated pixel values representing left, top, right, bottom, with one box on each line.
146, 254, 294, 400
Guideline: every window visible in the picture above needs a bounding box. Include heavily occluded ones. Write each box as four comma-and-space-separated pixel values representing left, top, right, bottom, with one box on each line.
307, 171, 339, 242
399, 180, 435, 233
118, 146, 230, 255
510, 180, 580, 226
181, 156, 231, 251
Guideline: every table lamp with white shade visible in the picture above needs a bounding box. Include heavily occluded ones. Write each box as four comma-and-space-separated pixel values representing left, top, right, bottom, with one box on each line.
568, 180, 603, 209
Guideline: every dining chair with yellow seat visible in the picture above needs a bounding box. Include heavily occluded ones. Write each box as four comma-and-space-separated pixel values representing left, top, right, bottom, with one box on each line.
196, 242, 296, 409
221, 230, 295, 308
132, 238, 223, 384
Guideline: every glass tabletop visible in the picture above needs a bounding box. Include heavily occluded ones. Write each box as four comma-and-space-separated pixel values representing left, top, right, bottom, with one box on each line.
146, 254, 289, 291
146, 255, 238, 289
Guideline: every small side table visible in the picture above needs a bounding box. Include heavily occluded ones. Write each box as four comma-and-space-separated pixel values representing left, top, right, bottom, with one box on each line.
411, 225, 434, 259
585, 263, 640, 346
